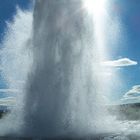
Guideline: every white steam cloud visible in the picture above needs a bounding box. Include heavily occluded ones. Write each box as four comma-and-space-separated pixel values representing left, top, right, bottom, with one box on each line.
0, 8, 33, 135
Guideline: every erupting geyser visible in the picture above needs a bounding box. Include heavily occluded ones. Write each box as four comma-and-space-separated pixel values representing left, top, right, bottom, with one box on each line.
23, 0, 110, 137
0, 0, 118, 138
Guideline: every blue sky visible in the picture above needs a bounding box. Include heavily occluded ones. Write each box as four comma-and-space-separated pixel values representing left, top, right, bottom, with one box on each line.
0, 0, 31, 43
0, 0, 140, 104
105, 0, 140, 103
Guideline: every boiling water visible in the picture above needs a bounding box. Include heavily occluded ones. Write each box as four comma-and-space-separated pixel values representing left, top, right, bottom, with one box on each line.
0, 0, 140, 139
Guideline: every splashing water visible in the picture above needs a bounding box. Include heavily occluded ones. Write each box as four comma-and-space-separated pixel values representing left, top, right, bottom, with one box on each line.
0, 8, 33, 136
1, 0, 140, 139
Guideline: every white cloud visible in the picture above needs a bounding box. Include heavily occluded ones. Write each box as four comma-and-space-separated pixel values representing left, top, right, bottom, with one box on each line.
102, 58, 138, 67
122, 85, 140, 101
0, 89, 20, 93
0, 97, 15, 106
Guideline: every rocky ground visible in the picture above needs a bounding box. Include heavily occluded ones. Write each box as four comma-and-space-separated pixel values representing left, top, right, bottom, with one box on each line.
108, 103, 140, 120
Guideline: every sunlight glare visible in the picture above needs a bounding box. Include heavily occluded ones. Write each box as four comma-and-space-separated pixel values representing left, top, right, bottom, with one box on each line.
83, 0, 107, 17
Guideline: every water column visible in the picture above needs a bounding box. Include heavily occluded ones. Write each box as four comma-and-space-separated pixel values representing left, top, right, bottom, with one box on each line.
23, 0, 109, 137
